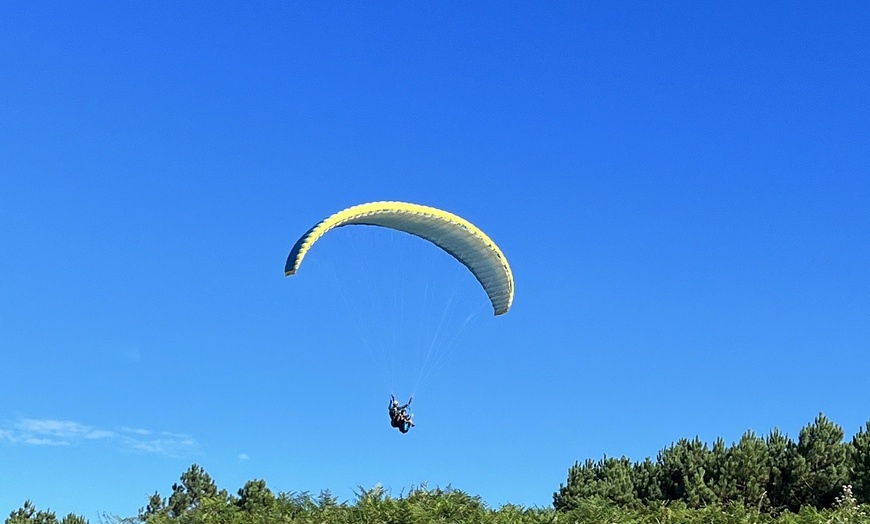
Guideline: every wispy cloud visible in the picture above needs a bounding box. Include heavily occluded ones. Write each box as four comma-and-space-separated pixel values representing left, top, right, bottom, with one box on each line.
120, 426, 152, 436
23, 437, 70, 446
123, 432, 197, 456
0, 418, 197, 457
238, 453, 250, 462
17, 418, 116, 441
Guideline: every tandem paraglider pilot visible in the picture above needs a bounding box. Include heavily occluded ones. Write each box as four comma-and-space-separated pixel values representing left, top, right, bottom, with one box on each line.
389, 394, 414, 434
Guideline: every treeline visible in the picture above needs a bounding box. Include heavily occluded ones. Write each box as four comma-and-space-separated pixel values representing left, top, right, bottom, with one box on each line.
555, 413, 870, 515
6, 466, 552, 524
7, 474, 870, 524
6, 501, 87, 524
134, 465, 547, 523
7, 413, 870, 523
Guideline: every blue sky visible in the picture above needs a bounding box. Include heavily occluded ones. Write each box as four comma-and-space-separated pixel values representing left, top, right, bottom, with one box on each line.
2, 0, 869, 519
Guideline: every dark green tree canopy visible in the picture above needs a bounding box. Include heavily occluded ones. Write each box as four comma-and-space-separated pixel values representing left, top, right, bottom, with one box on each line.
554, 413, 870, 515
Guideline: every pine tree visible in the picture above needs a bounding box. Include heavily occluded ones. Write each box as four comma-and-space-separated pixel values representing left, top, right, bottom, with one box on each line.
709, 437, 734, 504
166, 464, 224, 517
766, 427, 797, 513
553, 459, 598, 510
596, 456, 638, 507
850, 420, 870, 504
792, 413, 850, 509
631, 457, 663, 505
722, 430, 769, 508
555, 456, 641, 507
138, 491, 165, 521
6, 502, 87, 524
236, 479, 277, 513
657, 437, 717, 508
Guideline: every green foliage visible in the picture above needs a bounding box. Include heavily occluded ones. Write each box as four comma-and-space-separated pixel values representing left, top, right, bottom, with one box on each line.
234, 480, 275, 514
6, 501, 88, 524
554, 459, 599, 510
138, 464, 232, 522
831, 484, 869, 523
658, 437, 717, 508
13, 458, 870, 524
719, 430, 769, 508
554, 456, 638, 511
597, 456, 638, 507
555, 413, 870, 517
765, 426, 797, 513
168, 464, 226, 517
134, 476, 553, 524
791, 413, 850, 509
852, 421, 870, 504
632, 458, 663, 505
139, 493, 164, 522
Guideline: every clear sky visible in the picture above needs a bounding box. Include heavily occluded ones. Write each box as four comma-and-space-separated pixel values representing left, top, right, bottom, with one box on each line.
1, 1, 869, 519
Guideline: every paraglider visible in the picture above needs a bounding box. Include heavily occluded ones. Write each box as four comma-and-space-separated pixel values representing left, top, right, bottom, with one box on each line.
286, 201, 514, 433
285, 201, 514, 316
389, 394, 414, 434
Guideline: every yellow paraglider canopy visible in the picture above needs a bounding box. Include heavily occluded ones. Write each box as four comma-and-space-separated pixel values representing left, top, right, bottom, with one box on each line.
286, 201, 514, 315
